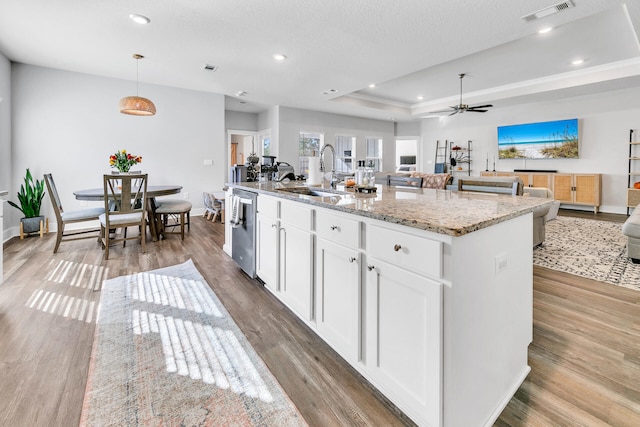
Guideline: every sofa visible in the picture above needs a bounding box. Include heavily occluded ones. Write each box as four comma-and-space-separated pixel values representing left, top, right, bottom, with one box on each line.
523, 187, 560, 222
622, 205, 640, 263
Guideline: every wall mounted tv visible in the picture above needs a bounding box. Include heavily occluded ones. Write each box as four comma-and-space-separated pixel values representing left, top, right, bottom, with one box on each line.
399, 155, 416, 164
498, 118, 579, 159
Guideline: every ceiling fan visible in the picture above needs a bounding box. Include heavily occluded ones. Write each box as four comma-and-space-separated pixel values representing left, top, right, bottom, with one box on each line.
429, 73, 493, 116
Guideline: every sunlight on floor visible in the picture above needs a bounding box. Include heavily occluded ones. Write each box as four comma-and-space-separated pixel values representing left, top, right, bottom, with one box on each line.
45, 259, 109, 290
128, 272, 274, 403
25, 289, 98, 323
131, 272, 223, 317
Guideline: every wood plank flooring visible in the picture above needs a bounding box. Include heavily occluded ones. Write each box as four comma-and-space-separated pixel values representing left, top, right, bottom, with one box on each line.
1, 210, 639, 426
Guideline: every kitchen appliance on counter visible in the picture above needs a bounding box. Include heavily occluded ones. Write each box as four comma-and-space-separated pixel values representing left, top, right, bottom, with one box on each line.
275, 161, 296, 181
261, 155, 278, 180
230, 188, 257, 278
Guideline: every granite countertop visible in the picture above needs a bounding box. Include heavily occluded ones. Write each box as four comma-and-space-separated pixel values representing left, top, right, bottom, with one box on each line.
229, 181, 552, 237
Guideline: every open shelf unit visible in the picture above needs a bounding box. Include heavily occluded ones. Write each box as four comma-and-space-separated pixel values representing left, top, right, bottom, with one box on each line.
628, 129, 640, 215
448, 140, 472, 176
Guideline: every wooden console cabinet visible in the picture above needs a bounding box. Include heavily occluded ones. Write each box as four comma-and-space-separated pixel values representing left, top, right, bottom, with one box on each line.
552, 173, 601, 213
480, 171, 602, 212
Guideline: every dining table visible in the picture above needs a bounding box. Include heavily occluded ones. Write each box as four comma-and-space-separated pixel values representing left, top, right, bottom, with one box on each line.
74, 184, 183, 241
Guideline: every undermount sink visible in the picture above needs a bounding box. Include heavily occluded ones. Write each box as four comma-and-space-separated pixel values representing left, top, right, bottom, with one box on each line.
275, 187, 344, 198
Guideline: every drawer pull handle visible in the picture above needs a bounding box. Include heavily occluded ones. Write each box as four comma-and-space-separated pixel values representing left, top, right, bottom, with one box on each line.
271, 223, 277, 228
367, 264, 375, 271
349, 257, 357, 263
394, 244, 402, 252
330, 225, 338, 230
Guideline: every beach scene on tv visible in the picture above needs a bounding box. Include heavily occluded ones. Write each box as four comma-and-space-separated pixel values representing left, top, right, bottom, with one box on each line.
498, 118, 579, 159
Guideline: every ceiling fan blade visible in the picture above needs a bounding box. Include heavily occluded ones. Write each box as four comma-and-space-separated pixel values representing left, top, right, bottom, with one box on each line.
428, 107, 456, 114
448, 110, 460, 116
468, 104, 493, 109
466, 109, 488, 113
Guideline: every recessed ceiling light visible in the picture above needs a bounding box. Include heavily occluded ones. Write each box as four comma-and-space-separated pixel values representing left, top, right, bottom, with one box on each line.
369, 83, 376, 88
273, 54, 287, 61
203, 64, 218, 72
322, 89, 338, 95
538, 27, 553, 34
417, 96, 424, 100
571, 58, 584, 65
235, 91, 247, 97
129, 14, 150, 24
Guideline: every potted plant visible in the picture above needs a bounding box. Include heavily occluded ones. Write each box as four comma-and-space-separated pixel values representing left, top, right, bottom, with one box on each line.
8, 168, 46, 235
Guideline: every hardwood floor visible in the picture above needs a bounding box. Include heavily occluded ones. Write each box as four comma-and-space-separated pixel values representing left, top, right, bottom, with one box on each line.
1, 210, 639, 426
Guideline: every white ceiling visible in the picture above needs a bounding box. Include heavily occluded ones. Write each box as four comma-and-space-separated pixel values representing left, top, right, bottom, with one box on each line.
0, 0, 639, 122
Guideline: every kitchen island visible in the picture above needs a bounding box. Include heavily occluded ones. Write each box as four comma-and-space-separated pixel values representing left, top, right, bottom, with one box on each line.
225, 181, 551, 427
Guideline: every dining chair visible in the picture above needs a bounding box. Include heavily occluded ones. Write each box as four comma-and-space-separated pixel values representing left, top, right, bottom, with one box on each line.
155, 198, 192, 240
99, 173, 148, 260
43, 173, 105, 253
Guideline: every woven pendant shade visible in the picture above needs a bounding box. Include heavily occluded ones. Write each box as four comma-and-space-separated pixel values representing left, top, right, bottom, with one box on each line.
119, 96, 156, 116
120, 54, 156, 116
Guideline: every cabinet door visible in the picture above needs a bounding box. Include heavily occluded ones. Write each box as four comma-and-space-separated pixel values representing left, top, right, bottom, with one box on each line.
574, 174, 598, 205
256, 213, 279, 291
280, 223, 314, 321
316, 238, 361, 362
316, 239, 361, 362
531, 173, 551, 189
365, 258, 442, 427
553, 174, 573, 203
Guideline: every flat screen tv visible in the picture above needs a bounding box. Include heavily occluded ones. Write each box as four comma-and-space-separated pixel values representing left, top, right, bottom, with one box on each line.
498, 118, 579, 159
399, 155, 416, 164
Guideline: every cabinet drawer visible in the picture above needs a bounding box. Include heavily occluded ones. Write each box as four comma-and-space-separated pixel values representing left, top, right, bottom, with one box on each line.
257, 195, 278, 218
316, 209, 360, 248
280, 200, 313, 231
367, 224, 442, 279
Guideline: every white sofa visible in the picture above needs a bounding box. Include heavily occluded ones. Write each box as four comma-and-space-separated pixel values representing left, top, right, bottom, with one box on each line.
523, 187, 560, 222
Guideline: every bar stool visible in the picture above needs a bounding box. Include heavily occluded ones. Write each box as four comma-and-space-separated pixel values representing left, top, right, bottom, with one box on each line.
155, 199, 192, 240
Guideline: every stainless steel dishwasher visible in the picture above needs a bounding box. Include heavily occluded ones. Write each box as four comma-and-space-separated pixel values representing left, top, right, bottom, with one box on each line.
231, 188, 257, 278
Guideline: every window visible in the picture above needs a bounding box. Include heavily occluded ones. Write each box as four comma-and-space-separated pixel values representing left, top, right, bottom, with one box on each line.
261, 135, 271, 156
334, 135, 356, 173
299, 131, 324, 176
366, 137, 383, 172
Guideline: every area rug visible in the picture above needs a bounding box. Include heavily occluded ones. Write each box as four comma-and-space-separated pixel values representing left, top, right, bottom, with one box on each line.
80, 259, 307, 426
533, 216, 640, 291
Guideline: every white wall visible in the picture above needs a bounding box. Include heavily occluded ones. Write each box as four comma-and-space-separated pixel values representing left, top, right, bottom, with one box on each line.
0, 52, 11, 228
225, 110, 258, 131
7, 64, 226, 236
277, 106, 396, 172
421, 87, 640, 214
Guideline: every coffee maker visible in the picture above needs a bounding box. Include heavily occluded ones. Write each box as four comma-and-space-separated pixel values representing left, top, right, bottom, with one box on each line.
261, 156, 278, 180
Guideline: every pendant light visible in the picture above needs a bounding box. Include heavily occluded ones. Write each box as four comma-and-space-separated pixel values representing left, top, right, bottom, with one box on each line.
119, 54, 156, 116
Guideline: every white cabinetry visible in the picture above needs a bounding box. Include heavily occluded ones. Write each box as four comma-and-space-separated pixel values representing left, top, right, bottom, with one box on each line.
278, 200, 314, 322
256, 196, 279, 291
315, 209, 361, 362
239, 188, 533, 427
365, 224, 443, 427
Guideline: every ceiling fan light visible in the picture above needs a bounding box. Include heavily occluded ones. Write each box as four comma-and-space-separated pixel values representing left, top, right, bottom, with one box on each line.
119, 96, 156, 116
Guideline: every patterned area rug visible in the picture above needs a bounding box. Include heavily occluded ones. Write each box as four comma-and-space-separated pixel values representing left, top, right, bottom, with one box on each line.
80, 259, 307, 426
534, 216, 640, 291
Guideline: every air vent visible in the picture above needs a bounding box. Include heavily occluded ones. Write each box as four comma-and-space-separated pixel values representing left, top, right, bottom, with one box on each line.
203, 64, 218, 71
521, 0, 574, 22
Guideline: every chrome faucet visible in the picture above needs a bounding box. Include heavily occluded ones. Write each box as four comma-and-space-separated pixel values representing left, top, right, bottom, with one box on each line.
319, 144, 337, 188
